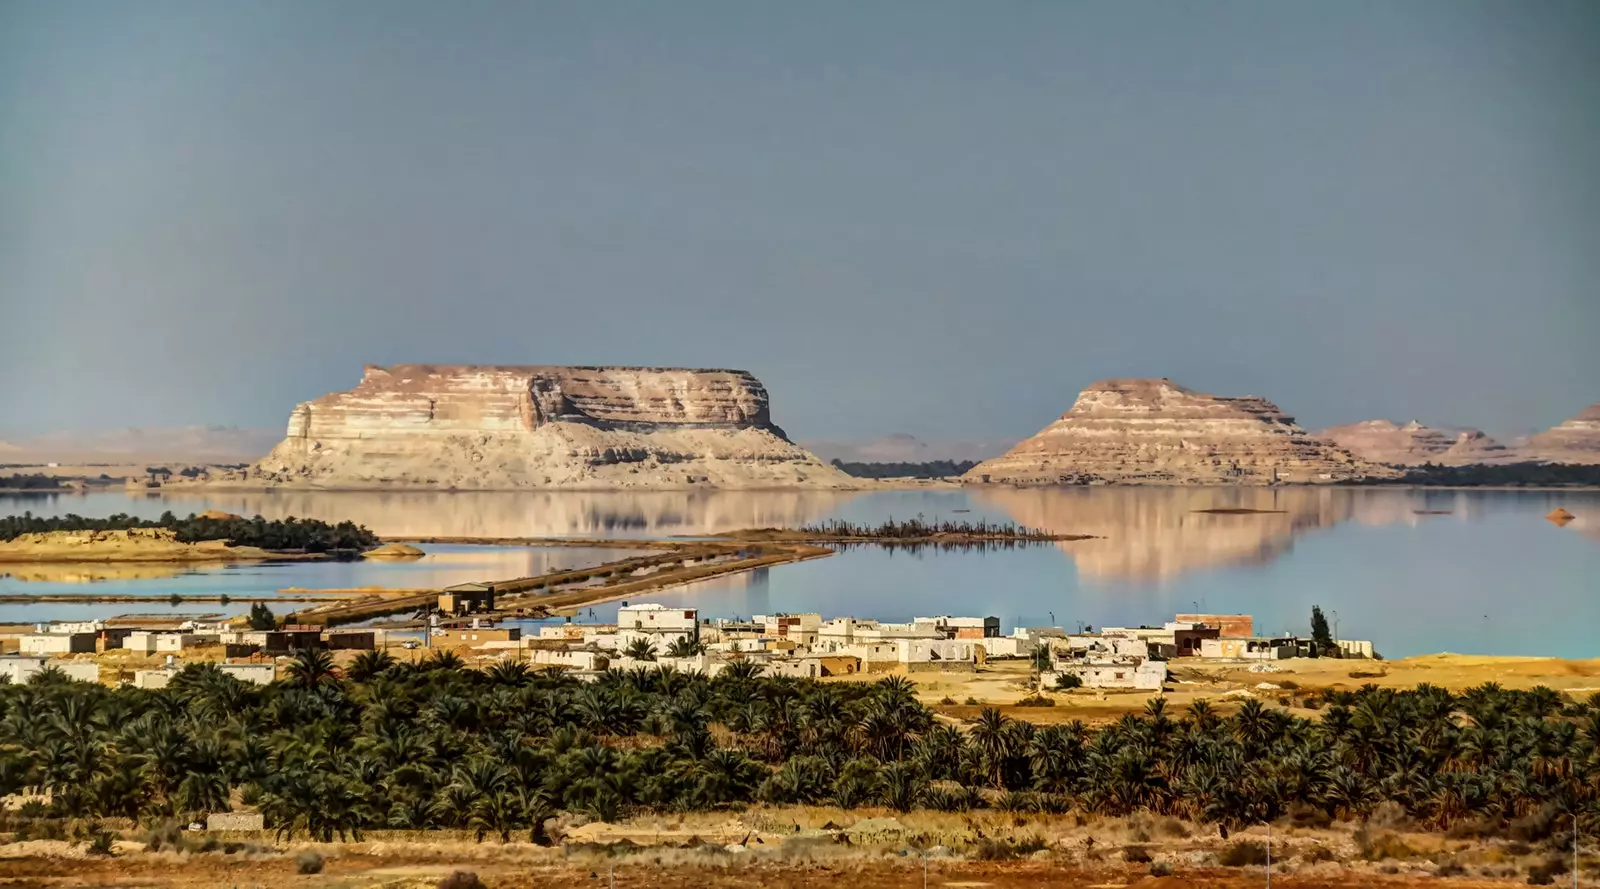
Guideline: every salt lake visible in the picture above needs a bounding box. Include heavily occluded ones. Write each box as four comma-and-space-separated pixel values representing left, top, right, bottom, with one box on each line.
1, 486, 1596, 658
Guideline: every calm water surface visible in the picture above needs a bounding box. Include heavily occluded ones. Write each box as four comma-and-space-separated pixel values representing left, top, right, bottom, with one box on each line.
2, 487, 1595, 657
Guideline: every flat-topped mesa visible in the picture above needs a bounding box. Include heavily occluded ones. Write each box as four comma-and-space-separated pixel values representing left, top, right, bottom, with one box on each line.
1521, 402, 1600, 465
235, 365, 853, 489
1319, 419, 1512, 466
964, 378, 1393, 486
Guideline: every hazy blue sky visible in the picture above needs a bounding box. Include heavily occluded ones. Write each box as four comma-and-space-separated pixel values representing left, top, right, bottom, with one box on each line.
3, 1, 1596, 443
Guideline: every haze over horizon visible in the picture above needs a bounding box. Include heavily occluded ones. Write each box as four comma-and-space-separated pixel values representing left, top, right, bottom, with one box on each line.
3, 1, 1597, 446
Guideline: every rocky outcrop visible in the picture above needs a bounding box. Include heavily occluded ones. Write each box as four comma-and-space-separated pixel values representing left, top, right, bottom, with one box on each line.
1318, 420, 1512, 466
224, 365, 853, 489
1520, 403, 1600, 464
964, 378, 1392, 486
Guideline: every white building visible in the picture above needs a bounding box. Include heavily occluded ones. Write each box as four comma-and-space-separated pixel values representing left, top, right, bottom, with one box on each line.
20, 633, 95, 655
1044, 659, 1167, 691
125, 632, 211, 654
529, 648, 608, 672
617, 604, 698, 650
0, 656, 99, 684
132, 662, 275, 689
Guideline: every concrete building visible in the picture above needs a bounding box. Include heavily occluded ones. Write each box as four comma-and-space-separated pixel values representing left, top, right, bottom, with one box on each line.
218, 663, 275, 685
434, 626, 522, 646
913, 615, 1000, 639
529, 648, 608, 671
0, 656, 98, 684
1199, 636, 1299, 660
439, 583, 494, 616
755, 613, 822, 642
1336, 639, 1376, 658
1044, 659, 1168, 691
21, 633, 96, 655
617, 604, 698, 649
1175, 613, 1254, 638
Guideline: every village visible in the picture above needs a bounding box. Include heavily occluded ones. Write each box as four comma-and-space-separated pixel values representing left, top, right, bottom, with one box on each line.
0, 583, 1376, 691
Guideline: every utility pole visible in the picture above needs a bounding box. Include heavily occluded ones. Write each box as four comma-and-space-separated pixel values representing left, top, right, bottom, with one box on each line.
1266, 820, 1272, 888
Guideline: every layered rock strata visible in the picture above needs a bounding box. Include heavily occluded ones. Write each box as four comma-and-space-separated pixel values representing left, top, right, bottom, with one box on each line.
1521, 403, 1600, 464
964, 378, 1391, 485
226, 365, 853, 489
1318, 420, 1511, 466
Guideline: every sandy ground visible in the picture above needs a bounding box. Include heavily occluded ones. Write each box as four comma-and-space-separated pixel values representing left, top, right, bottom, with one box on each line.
0, 529, 319, 564
869, 655, 1600, 725
0, 809, 1579, 888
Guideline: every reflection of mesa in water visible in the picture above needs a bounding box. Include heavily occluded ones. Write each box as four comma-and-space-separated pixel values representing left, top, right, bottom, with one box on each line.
1, 563, 217, 583
975, 487, 1370, 580
174, 490, 864, 539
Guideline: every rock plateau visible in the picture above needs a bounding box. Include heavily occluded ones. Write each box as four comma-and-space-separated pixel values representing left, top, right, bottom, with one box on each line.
1318, 420, 1511, 466
964, 378, 1391, 486
1520, 403, 1600, 464
219, 365, 853, 490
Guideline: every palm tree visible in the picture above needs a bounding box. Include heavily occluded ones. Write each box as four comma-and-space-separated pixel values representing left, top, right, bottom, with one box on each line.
347, 650, 396, 682
665, 636, 706, 658
623, 638, 657, 661
284, 648, 341, 689
970, 708, 1013, 789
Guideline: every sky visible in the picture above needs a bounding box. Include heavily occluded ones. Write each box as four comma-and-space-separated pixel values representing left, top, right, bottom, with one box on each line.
2, 1, 1597, 445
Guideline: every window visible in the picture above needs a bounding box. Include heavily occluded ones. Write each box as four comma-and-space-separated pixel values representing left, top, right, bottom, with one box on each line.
1115, 672, 1126, 680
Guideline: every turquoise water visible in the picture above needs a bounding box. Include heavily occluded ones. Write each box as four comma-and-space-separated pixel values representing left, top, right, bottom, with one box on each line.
2, 487, 1596, 657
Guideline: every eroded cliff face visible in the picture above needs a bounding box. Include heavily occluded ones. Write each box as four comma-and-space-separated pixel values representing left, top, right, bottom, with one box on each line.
964, 378, 1392, 485
1319, 420, 1511, 466
230, 365, 853, 489
1521, 403, 1600, 465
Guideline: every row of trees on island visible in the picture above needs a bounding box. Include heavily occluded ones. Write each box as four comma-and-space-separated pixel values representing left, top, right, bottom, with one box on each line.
3, 656, 1600, 846
797, 515, 1057, 540
829, 459, 979, 479
0, 511, 380, 553
0, 473, 64, 490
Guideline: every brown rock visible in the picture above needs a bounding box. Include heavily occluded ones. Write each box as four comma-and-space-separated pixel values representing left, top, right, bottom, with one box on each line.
964, 378, 1393, 486
1520, 403, 1600, 465
1318, 419, 1511, 466
1547, 507, 1575, 527
217, 365, 852, 490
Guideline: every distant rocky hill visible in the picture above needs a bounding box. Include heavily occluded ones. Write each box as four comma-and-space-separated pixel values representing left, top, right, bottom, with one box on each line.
1318, 420, 1512, 466
0, 426, 278, 465
204, 364, 853, 489
801, 434, 1014, 464
1519, 403, 1600, 465
963, 378, 1390, 485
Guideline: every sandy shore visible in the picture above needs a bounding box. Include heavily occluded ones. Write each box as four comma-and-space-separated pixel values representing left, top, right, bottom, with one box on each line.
0, 528, 326, 563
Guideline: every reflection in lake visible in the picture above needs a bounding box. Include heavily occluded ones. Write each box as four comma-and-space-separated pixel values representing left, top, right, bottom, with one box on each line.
2, 487, 1597, 657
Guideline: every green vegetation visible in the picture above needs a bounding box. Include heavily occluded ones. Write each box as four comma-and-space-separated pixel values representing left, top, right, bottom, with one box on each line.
830, 459, 979, 479
798, 516, 1056, 540
0, 511, 380, 553
4, 663, 1599, 844
248, 603, 277, 631
1370, 463, 1600, 487
1310, 605, 1335, 657
0, 473, 64, 490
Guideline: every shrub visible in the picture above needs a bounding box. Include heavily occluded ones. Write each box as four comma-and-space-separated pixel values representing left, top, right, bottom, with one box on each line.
939, 696, 957, 706
296, 850, 325, 875
963, 696, 979, 706
1015, 694, 1055, 707
437, 872, 486, 889
1150, 859, 1173, 877
1287, 803, 1332, 829
1054, 673, 1082, 691
1220, 841, 1269, 867
1304, 845, 1337, 863
1123, 845, 1152, 863
1510, 805, 1559, 843
1437, 859, 1467, 877
86, 827, 115, 856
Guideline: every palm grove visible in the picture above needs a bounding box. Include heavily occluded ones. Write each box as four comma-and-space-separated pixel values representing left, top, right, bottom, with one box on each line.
5, 653, 1600, 846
